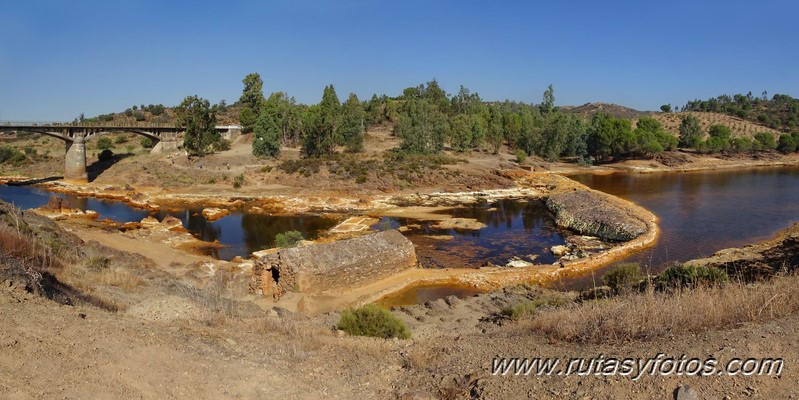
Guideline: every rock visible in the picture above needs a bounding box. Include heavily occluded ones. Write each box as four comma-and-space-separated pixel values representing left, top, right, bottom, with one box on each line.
546, 190, 647, 241
506, 259, 534, 268
202, 207, 229, 222
550, 245, 570, 257
431, 218, 487, 231
160, 215, 183, 229
675, 384, 699, 400
41, 196, 71, 211
140, 216, 159, 228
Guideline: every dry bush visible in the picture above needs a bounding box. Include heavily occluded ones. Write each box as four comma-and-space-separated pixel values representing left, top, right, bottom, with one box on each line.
526, 275, 799, 343
256, 314, 329, 360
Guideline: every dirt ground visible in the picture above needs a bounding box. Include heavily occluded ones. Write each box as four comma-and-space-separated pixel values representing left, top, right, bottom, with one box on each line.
2, 265, 797, 399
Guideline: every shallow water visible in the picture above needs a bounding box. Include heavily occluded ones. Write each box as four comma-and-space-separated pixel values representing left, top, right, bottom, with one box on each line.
379, 198, 568, 269
559, 166, 799, 289
0, 184, 338, 260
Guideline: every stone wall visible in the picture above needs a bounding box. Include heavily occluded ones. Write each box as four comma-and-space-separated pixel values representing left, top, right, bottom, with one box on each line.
546, 189, 647, 241
251, 230, 417, 297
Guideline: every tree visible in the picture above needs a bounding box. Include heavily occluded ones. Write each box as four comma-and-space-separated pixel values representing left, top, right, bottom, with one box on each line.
252, 106, 282, 158
587, 113, 635, 161
517, 108, 542, 157
239, 73, 265, 131
176, 95, 219, 157
486, 105, 504, 154
660, 104, 672, 113
469, 113, 486, 149
338, 93, 366, 152
635, 116, 677, 156
449, 114, 472, 151
502, 111, 522, 148
541, 84, 555, 114
678, 115, 703, 148
240, 73, 265, 111
393, 98, 448, 154
239, 107, 257, 132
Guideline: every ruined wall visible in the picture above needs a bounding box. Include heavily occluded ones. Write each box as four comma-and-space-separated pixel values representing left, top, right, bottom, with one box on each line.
251, 230, 417, 297
546, 189, 647, 241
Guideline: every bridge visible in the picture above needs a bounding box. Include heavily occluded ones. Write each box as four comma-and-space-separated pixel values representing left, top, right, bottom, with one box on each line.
0, 122, 241, 183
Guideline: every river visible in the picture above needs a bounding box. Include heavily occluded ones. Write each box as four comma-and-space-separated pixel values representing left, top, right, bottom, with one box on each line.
560, 166, 799, 288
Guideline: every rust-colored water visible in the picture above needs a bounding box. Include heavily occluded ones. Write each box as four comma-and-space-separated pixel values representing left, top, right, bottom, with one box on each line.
557, 166, 799, 290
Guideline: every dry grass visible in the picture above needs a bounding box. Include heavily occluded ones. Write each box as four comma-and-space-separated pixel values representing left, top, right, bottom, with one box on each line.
526, 275, 799, 343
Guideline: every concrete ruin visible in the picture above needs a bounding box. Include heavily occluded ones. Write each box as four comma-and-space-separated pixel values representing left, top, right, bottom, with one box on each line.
250, 230, 417, 299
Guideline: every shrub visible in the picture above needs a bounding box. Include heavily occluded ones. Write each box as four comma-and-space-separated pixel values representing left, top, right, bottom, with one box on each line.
140, 137, 154, 149
337, 304, 411, 339
232, 173, 245, 189
515, 149, 527, 164
98, 114, 115, 122
274, 230, 303, 248
0, 146, 25, 164
96, 137, 113, 150
656, 263, 728, 289
150, 104, 165, 116
777, 133, 797, 153
731, 137, 753, 153
213, 138, 231, 152
133, 111, 146, 121
602, 262, 644, 293
114, 134, 128, 144
754, 132, 777, 150
500, 298, 567, 320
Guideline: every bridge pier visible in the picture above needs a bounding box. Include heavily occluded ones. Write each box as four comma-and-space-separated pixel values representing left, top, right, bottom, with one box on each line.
150, 131, 179, 154
64, 132, 87, 183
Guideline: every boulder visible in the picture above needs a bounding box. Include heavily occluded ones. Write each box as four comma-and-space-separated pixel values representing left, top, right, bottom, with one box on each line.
546, 190, 646, 241
550, 245, 570, 257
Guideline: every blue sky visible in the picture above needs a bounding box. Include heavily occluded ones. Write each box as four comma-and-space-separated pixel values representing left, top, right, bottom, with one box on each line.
1, 0, 797, 121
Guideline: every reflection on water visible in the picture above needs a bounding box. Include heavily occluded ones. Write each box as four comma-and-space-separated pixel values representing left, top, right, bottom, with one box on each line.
0, 184, 338, 261
384, 199, 567, 268
562, 167, 799, 289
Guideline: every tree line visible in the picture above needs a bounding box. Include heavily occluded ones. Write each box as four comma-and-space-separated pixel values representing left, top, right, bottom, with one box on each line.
175, 74, 799, 161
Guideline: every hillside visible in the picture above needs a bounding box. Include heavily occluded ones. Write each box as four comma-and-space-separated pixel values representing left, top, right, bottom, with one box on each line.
648, 111, 782, 139
560, 102, 650, 119
683, 93, 799, 132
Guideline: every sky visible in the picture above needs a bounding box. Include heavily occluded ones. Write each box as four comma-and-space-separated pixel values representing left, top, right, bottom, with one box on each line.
1, 0, 797, 121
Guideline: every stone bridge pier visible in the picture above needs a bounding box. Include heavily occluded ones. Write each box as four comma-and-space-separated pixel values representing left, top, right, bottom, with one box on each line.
64, 131, 88, 182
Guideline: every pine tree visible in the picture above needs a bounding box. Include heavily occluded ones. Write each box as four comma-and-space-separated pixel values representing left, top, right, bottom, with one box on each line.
338, 93, 366, 152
